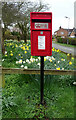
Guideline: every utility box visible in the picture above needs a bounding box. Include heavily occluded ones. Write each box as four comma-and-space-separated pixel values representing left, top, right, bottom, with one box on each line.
30, 12, 52, 56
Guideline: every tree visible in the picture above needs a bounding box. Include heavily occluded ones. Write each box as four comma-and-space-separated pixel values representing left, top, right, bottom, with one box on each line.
2, 0, 50, 53
17, 0, 49, 42
2, 2, 23, 54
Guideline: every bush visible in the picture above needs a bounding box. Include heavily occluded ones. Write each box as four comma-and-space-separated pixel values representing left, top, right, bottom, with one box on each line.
69, 38, 76, 45
57, 37, 76, 45
4, 35, 17, 40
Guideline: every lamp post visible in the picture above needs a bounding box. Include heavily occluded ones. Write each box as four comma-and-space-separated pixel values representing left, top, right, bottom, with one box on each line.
65, 16, 70, 44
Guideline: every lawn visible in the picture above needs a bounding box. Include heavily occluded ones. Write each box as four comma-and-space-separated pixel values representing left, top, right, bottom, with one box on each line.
53, 41, 76, 48
2, 39, 75, 119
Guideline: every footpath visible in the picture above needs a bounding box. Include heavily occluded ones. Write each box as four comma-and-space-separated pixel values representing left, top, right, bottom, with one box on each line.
52, 42, 76, 56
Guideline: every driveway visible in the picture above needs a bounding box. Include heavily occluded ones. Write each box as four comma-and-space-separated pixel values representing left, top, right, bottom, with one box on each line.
52, 42, 76, 56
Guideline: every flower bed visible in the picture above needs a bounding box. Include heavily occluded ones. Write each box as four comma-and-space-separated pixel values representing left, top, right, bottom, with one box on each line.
2, 39, 75, 70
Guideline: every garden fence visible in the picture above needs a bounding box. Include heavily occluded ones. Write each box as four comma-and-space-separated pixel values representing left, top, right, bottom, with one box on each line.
0, 66, 76, 87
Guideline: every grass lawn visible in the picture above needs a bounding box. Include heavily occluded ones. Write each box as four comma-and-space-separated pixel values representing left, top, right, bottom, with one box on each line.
2, 74, 74, 119
2, 40, 75, 119
53, 41, 76, 48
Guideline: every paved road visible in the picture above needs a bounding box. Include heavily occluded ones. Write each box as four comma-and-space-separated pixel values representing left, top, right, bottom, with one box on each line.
52, 42, 76, 56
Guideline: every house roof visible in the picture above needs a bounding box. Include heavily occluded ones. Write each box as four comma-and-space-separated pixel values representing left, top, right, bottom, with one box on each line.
54, 27, 76, 34
73, 27, 76, 33
64, 29, 73, 32
54, 27, 76, 37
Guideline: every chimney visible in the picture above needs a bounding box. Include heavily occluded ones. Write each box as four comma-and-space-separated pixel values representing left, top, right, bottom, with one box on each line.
59, 26, 61, 29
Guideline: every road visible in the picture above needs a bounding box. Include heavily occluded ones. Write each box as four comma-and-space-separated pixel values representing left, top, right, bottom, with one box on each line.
52, 42, 76, 56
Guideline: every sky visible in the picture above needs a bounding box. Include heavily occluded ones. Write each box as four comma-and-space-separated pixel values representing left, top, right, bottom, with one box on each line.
31, 0, 75, 34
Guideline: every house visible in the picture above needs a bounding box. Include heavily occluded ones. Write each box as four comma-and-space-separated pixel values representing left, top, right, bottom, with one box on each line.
54, 26, 76, 38
70, 27, 76, 38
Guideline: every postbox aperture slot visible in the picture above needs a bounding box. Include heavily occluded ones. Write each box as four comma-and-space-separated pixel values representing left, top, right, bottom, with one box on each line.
32, 19, 51, 22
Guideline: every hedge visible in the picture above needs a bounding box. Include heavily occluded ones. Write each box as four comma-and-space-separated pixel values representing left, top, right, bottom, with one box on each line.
57, 37, 76, 45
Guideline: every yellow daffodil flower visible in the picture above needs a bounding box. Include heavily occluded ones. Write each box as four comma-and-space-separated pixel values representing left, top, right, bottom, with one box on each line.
44, 58, 46, 61
56, 67, 60, 70
10, 53, 13, 56
23, 46, 25, 50
50, 59, 52, 62
71, 57, 74, 60
27, 47, 29, 50
67, 53, 69, 56
5, 54, 7, 57
61, 58, 63, 61
54, 64, 56, 66
31, 56, 33, 59
69, 61, 72, 65
16, 45, 18, 47
25, 51, 27, 54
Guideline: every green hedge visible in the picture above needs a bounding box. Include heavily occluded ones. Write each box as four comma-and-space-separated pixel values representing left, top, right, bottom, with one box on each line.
57, 37, 76, 45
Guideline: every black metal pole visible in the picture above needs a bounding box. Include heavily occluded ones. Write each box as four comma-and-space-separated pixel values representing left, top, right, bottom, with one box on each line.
40, 56, 44, 104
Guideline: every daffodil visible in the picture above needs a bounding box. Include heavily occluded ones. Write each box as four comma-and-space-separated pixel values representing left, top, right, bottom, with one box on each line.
54, 64, 56, 66
69, 61, 72, 65
24, 66, 28, 69
50, 59, 52, 62
67, 53, 70, 56
71, 57, 74, 60
16, 44, 18, 47
57, 49, 60, 52
61, 58, 63, 61
23, 46, 25, 50
56, 67, 60, 70
10, 53, 13, 56
5, 54, 7, 57
52, 49, 54, 51
21, 65, 24, 68
12, 46, 14, 48
38, 57, 40, 60
25, 51, 27, 54
19, 59, 22, 64
58, 61, 60, 63
16, 61, 18, 64
37, 63, 40, 66
19, 54, 21, 56
26, 59, 30, 63
35, 59, 38, 62
27, 47, 29, 50
23, 61, 25, 64
31, 56, 33, 59
2, 59, 5, 62
51, 56, 55, 60
5, 51, 7, 54
44, 58, 46, 61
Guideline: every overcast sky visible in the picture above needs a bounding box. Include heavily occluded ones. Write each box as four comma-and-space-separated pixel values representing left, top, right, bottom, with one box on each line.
31, 0, 75, 34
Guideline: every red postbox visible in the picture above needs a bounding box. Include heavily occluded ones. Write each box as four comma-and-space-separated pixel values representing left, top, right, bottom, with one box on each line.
30, 12, 52, 56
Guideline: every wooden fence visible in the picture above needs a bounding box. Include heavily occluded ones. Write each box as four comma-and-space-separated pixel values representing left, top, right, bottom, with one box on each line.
0, 66, 76, 87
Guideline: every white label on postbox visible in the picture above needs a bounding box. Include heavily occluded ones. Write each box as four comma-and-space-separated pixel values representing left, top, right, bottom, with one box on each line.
38, 36, 45, 50
35, 23, 48, 29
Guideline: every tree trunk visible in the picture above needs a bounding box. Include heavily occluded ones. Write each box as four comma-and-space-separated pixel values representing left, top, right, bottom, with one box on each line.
2, 28, 6, 55
2, 37, 5, 55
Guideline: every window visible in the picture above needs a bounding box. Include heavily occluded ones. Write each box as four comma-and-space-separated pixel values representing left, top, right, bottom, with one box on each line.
60, 32, 64, 35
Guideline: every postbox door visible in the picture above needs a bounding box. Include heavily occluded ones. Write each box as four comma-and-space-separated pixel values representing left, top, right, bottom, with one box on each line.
31, 30, 52, 56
